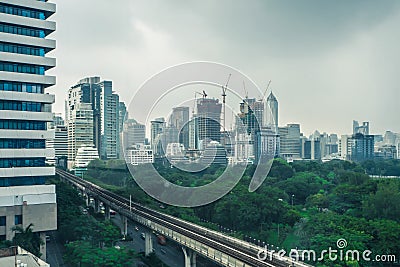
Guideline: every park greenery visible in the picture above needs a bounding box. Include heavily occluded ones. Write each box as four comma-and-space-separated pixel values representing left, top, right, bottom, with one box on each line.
83, 158, 400, 267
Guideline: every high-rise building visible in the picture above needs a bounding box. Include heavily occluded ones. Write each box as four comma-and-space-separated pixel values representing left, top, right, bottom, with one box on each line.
234, 98, 261, 163
47, 112, 64, 129
118, 101, 127, 159
302, 139, 321, 160
188, 117, 199, 150
255, 126, 280, 163
266, 92, 278, 131
169, 106, 190, 149
151, 117, 165, 156
397, 142, 400, 160
67, 77, 120, 161
67, 103, 94, 169
340, 133, 374, 162
118, 101, 127, 134
46, 125, 68, 166
279, 124, 301, 159
0, 0, 57, 258
195, 98, 222, 144
125, 144, 154, 165
122, 119, 146, 149
201, 141, 227, 165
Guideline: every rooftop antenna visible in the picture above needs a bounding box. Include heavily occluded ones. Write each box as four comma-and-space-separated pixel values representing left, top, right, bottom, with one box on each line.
221, 73, 231, 132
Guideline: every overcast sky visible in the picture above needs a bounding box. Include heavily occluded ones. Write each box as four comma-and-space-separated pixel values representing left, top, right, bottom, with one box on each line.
47, 0, 400, 136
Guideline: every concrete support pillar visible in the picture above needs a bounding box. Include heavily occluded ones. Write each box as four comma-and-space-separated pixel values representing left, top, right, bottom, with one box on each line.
39, 232, 46, 261
94, 198, 100, 213
84, 193, 89, 207
182, 247, 197, 267
120, 216, 128, 237
144, 230, 153, 256
105, 205, 110, 220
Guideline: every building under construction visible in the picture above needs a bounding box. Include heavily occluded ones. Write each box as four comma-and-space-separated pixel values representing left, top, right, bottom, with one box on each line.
195, 97, 222, 145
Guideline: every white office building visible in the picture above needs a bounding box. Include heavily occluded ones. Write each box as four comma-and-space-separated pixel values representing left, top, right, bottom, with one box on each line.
0, 0, 57, 260
67, 103, 94, 169
46, 125, 67, 165
125, 144, 154, 165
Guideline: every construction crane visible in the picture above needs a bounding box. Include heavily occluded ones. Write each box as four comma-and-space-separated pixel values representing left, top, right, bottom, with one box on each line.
221, 73, 231, 131
192, 91, 207, 115
243, 81, 248, 99
259, 80, 272, 101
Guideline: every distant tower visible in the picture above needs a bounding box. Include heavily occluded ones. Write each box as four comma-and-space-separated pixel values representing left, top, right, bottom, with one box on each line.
266, 92, 278, 132
195, 98, 222, 143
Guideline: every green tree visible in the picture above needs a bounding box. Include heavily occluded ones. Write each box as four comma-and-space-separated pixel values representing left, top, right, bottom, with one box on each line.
12, 223, 43, 257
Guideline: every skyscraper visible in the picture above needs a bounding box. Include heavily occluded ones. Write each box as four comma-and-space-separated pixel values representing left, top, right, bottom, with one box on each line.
279, 124, 301, 159
122, 119, 146, 149
266, 92, 278, 132
67, 77, 120, 161
151, 117, 165, 155
340, 133, 374, 162
169, 106, 190, 149
67, 103, 94, 169
46, 125, 68, 166
0, 0, 57, 258
195, 98, 222, 144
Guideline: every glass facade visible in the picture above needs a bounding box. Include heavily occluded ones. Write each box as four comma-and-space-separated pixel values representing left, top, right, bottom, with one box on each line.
0, 23, 45, 38
0, 4, 45, 19
0, 100, 42, 112
0, 82, 44, 94
2, 101, 42, 112
0, 158, 46, 168
0, 139, 45, 149
0, 120, 46, 130
0, 176, 45, 187
0, 0, 55, 195
0, 62, 45, 75
0, 42, 45, 56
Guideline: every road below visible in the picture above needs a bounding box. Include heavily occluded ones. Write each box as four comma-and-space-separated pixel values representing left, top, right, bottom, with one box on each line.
112, 214, 220, 267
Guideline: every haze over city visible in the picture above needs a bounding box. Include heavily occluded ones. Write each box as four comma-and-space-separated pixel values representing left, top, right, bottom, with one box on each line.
47, 0, 400, 136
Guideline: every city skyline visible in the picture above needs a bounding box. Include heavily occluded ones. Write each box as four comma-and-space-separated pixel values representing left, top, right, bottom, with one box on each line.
47, 0, 399, 136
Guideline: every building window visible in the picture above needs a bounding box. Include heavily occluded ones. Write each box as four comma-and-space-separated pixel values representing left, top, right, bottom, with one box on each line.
0, 23, 45, 38
0, 120, 46, 130
0, 4, 46, 20
0, 82, 44, 94
0, 176, 45, 187
14, 215, 22, 225
0, 216, 5, 226
0, 62, 45, 75
0, 139, 45, 149
0, 235, 5, 241
0, 158, 46, 168
0, 42, 45, 56
0, 100, 42, 112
